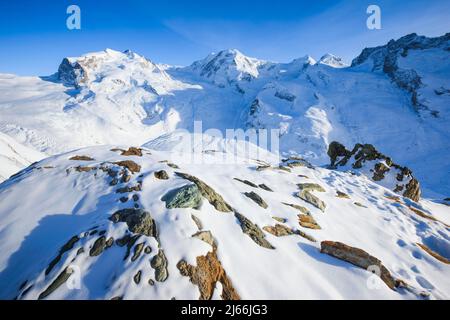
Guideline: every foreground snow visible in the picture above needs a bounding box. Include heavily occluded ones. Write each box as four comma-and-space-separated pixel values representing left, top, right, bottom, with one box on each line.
0, 142, 448, 300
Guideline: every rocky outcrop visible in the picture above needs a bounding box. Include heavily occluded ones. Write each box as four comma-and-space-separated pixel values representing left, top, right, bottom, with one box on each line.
154, 170, 169, 180
297, 184, 327, 212
38, 267, 74, 300
243, 191, 268, 209
175, 172, 233, 212
320, 241, 396, 290
234, 212, 274, 249
234, 178, 258, 188
177, 250, 240, 300
45, 235, 80, 276
163, 184, 203, 209
327, 141, 421, 202
110, 209, 157, 237
150, 250, 169, 282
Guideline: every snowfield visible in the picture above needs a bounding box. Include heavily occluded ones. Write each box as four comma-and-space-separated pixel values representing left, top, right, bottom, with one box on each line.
0, 143, 448, 300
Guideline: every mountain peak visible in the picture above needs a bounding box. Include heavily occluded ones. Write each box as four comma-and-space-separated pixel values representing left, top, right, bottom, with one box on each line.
188, 49, 265, 86
318, 53, 348, 68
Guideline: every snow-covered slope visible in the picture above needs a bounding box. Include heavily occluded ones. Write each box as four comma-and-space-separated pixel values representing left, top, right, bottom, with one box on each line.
0, 143, 448, 300
0, 132, 45, 182
0, 33, 448, 197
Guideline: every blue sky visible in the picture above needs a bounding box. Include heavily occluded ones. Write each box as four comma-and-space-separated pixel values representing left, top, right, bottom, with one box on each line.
0, 0, 449, 75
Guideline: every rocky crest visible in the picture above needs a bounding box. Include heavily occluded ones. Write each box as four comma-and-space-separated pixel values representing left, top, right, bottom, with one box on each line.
328, 141, 421, 202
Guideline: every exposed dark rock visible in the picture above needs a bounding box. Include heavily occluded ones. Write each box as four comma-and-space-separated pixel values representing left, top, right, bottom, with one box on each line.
144, 246, 152, 254
163, 184, 203, 209
46, 235, 80, 276
175, 172, 233, 212
89, 236, 107, 257
150, 250, 169, 282
110, 209, 157, 237
154, 170, 169, 180
167, 163, 179, 169
336, 191, 350, 199
259, 184, 273, 192
38, 267, 74, 300
354, 202, 368, 208
131, 243, 145, 262
116, 184, 142, 193
320, 241, 396, 290
234, 178, 258, 188
234, 212, 274, 249
133, 271, 142, 284
243, 191, 268, 209
132, 194, 139, 202
119, 196, 128, 203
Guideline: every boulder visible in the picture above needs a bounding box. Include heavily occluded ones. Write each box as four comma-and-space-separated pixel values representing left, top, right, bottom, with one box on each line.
110, 209, 157, 237
150, 250, 169, 282
243, 191, 268, 209
297, 190, 327, 212
234, 212, 274, 249
175, 172, 233, 212
163, 184, 203, 209
320, 241, 396, 290
154, 170, 169, 180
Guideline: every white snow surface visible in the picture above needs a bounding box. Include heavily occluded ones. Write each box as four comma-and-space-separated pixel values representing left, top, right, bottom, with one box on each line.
0, 131, 45, 182
0, 144, 448, 300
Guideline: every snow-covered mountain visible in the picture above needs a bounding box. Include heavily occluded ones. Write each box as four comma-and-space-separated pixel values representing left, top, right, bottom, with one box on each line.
0, 33, 448, 196
0, 142, 448, 300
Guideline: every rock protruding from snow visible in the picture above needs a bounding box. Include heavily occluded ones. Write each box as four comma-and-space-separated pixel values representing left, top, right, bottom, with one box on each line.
320, 241, 397, 290
328, 141, 421, 202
